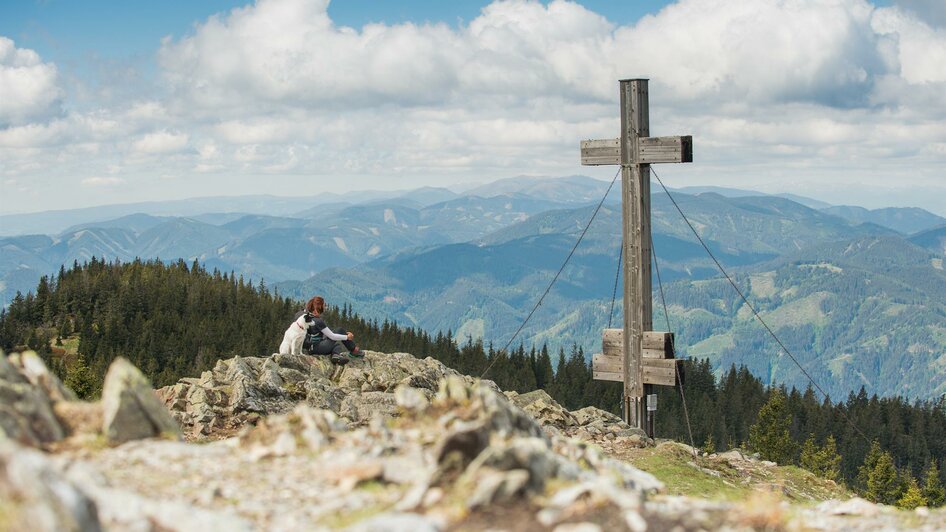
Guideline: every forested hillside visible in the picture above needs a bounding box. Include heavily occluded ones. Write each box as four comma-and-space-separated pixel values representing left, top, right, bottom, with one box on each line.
666, 235, 946, 399
0, 258, 292, 387
1, 258, 944, 501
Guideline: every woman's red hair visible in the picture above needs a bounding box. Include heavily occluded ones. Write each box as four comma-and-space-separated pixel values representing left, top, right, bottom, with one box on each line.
306, 296, 325, 315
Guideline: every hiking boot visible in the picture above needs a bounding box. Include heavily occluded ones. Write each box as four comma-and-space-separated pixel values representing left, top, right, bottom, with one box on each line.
348, 347, 364, 359
331, 352, 349, 365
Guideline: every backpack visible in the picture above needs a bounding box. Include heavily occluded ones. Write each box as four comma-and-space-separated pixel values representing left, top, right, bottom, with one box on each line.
297, 311, 323, 354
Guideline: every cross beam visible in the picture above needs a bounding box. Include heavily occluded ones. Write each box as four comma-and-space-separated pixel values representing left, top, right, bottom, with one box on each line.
581, 79, 693, 432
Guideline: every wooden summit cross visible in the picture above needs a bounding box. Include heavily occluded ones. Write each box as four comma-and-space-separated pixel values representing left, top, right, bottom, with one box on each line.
581, 79, 693, 434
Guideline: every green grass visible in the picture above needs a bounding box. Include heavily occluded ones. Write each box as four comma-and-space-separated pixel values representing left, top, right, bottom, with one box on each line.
624, 444, 850, 504
632, 448, 748, 501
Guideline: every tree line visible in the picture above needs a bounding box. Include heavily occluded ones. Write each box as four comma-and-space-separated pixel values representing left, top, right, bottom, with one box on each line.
1, 257, 943, 507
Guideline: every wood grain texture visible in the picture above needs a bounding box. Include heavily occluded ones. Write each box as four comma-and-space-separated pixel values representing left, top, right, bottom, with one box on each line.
642, 331, 675, 357
593, 352, 680, 386
580, 138, 620, 166
638, 136, 693, 164
593, 370, 623, 382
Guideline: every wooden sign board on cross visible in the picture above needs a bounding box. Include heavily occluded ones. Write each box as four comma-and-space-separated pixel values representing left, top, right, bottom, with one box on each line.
580, 79, 693, 431
592, 329, 684, 386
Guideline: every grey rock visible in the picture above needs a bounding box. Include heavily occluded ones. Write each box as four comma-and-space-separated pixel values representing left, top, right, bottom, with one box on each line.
0, 352, 65, 446
466, 468, 530, 509
341, 391, 398, 423
101, 357, 182, 444
614, 427, 647, 438
345, 512, 441, 532
818, 497, 882, 517
157, 382, 190, 411
572, 406, 622, 426
0, 439, 101, 532
717, 449, 745, 462
473, 385, 547, 440
394, 384, 430, 412
436, 375, 470, 403
467, 437, 564, 492
434, 419, 491, 465
258, 357, 285, 394
9, 351, 77, 402
0, 351, 26, 383
507, 389, 578, 429
270, 353, 314, 373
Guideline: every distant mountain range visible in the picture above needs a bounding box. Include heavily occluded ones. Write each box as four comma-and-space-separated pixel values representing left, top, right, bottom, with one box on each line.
273, 189, 946, 399
2, 175, 944, 399
1, 176, 623, 304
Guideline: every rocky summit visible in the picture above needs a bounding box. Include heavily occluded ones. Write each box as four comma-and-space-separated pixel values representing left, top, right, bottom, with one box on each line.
153, 351, 648, 447
2, 350, 945, 531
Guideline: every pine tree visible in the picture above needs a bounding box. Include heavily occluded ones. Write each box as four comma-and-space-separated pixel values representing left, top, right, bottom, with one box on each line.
800, 434, 819, 473
800, 434, 841, 481
897, 476, 927, 510
535, 344, 553, 390
59, 318, 72, 339
923, 460, 945, 508
866, 451, 901, 505
64, 352, 98, 400
701, 434, 716, 455
818, 435, 842, 482
748, 388, 796, 464
857, 440, 884, 493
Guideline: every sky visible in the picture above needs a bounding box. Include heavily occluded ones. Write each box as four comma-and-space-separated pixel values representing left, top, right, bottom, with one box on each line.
1, 0, 944, 217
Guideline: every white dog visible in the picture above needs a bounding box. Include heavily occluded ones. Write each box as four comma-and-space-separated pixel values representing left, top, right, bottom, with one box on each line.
279, 313, 311, 355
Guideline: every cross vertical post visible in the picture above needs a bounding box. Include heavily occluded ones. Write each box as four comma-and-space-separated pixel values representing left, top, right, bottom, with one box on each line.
620, 79, 651, 428
583, 79, 692, 434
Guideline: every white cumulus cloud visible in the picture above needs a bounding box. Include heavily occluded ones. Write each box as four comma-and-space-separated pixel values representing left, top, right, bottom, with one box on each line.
0, 37, 63, 127
132, 130, 190, 154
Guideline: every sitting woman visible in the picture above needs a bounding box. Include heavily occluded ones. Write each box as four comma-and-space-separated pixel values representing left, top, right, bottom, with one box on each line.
299, 296, 362, 364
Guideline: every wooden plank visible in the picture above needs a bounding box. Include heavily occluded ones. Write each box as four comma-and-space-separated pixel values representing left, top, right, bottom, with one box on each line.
644, 358, 681, 386
583, 136, 693, 165
593, 353, 622, 373
602, 328, 623, 357
593, 370, 623, 382
642, 348, 668, 359
642, 331, 675, 358
595, 352, 683, 386
605, 329, 675, 359
642, 331, 673, 350
642, 363, 675, 386
580, 138, 620, 166
638, 136, 693, 164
